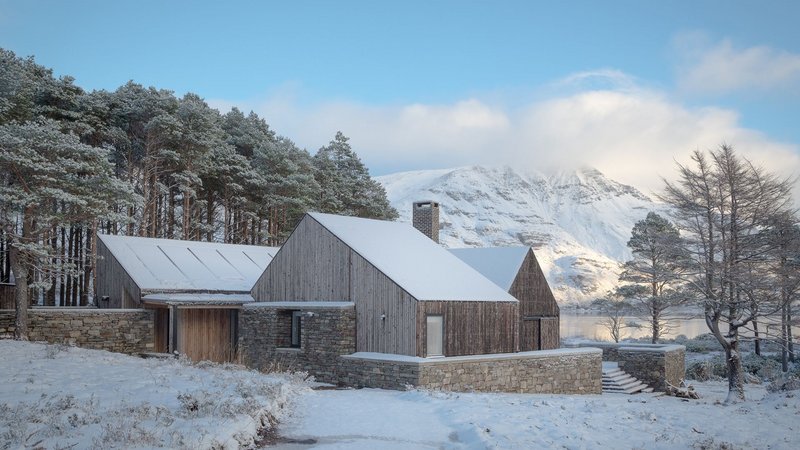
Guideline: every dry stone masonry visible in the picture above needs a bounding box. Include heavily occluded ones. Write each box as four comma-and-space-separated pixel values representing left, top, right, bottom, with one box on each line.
0, 307, 154, 354
238, 302, 357, 384
341, 348, 603, 394
573, 342, 686, 391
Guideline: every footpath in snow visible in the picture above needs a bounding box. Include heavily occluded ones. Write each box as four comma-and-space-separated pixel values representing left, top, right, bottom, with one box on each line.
279, 383, 800, 449
0, 340, 309, 449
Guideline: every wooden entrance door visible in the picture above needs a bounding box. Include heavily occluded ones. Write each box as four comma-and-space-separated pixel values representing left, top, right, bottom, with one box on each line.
176, 308, 237, 363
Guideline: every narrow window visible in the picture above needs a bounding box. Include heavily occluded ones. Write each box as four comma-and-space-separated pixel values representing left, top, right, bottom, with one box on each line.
426, 315, 443, 357
291, 310, 303, 348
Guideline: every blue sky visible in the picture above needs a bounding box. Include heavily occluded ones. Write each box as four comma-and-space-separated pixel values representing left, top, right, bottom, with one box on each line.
1, 0, 799, 191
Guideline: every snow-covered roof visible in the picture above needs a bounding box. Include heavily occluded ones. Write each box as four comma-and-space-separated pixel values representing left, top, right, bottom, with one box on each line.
308, 212, 517, 302
141, 293, 255, 306
98, 234, 278, 293
448, 247, 530, 291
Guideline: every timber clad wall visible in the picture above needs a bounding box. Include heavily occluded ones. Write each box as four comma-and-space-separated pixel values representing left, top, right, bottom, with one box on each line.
0, 308, 154, 353
416, 301, 519, 356
252, 217, 351, 302
513, 251, 559, 318
96, 239, 141, 309
177, 309, 237, 363
252, 215, 523, 357
0, 283, 14, 309
513, 250, 560, 351
350, 252, 417, 356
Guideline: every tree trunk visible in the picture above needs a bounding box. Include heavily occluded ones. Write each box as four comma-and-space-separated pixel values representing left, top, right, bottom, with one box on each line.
789, 306, 795, 363
58, 226, 64, 306
782, 302, 789, 372
753, 320, 761, 356
9, 210, 34, 341
183, 190, 191, 240
725, 340, 745, 403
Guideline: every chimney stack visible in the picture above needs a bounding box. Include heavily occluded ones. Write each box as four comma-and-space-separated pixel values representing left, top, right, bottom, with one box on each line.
412, 201, 440, 243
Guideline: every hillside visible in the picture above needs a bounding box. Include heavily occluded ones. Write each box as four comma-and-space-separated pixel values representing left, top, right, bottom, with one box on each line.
376, 165, 665, 305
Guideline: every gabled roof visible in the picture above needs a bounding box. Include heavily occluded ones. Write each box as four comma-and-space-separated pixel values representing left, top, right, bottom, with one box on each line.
449, 247, 530, 291
98, 234, 278, 293
308, 212, 517, 302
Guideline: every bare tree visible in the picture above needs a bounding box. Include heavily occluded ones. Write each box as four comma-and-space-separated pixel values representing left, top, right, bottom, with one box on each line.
661, 144, 794, 403
592, 294, 633, 343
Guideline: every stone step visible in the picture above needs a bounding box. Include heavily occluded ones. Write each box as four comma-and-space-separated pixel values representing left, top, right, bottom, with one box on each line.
600, 365, 652, 395
603, 373, 635, 383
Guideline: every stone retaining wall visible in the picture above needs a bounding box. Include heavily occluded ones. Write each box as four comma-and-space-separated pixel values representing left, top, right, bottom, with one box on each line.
238, 302, 356, 384
341, 348, 603, 394
573, 342, 686, 390
0, 307, 154, 354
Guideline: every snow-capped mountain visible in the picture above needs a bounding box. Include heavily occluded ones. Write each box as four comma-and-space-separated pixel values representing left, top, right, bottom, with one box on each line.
376, 165, 664, 305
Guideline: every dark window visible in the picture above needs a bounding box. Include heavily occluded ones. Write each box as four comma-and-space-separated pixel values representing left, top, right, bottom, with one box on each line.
291, 310, 302, 348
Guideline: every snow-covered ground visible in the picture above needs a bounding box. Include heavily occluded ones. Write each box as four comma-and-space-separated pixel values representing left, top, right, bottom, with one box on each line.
0, 340, 309, 449
3, 340, 798, 449
279, 384, 800, 449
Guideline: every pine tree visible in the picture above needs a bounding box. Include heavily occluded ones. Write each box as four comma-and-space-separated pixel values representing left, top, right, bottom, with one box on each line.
618, 212, 687, 343
313, 131, 397, 220
0, 120, 137, 339
252, 136, 320, 244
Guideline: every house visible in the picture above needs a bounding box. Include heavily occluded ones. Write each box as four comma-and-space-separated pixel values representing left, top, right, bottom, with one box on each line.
449, 247, 560, 350
250, 212, 520, 357
410, 201, 560, 351
96, 234, 278, 362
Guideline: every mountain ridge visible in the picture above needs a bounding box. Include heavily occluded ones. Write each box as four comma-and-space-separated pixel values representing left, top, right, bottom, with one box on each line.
376, 165, 665, 305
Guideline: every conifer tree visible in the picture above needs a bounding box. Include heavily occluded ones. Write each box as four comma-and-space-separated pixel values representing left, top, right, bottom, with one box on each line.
618, 212, 687, 343
0, 120, 137, 339
313, 131, 397, 220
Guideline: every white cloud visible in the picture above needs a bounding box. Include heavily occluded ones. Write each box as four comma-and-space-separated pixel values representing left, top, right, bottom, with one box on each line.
675, 35, 800, 95
208, 75, 800, 198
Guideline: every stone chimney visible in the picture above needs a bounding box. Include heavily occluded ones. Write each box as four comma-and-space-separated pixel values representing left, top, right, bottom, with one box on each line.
412, 201, 440, 243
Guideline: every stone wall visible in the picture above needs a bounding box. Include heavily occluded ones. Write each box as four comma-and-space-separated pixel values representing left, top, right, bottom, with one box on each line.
341, 348, 603, 394
238, 302, 356, 384
573, 342, 686, 391
0, 307, 154, 354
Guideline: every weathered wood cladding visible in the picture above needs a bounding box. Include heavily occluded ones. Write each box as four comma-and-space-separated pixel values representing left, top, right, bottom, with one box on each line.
252, 216, 418, 355
520, 317, 560, 351
540, 317, 560, 350
512, 249, 559, 351
416, 301, 519, 357
512, 250, 559, 318
153, 306, 170, 353
0, 283, 15, 309
251, 217, 351, 302
176, 308, 237, 363
350, 252, 417, 355
96, 238, 141, 309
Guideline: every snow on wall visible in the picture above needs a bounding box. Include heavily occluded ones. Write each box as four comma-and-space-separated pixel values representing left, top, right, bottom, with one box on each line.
98, 234, 279, 292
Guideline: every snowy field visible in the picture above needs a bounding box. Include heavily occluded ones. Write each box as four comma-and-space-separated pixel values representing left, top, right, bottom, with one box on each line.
2, 340, 799, 450
279, 384, 800, 449
0, 340, 309, 449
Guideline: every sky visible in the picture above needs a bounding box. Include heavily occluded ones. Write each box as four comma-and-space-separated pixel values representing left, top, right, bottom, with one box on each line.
1, 0, 799, 195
